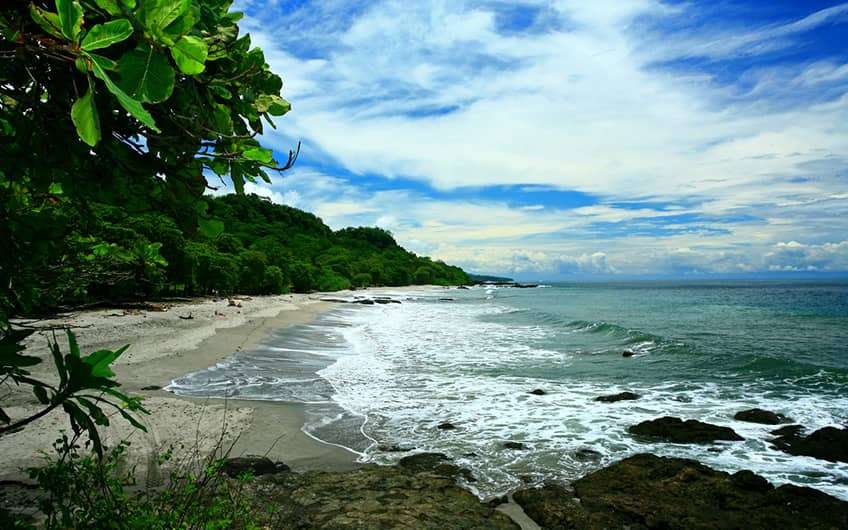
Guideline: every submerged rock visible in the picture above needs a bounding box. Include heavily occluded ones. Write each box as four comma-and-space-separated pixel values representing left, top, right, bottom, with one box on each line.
258, 463, 516, 529
529, 388, 547, 396
513, 453, 848, 529
377, 444, 416, 453
734, 408, 790, 425
222, 456, 290, 477
622, 350, 635, 358
772, 425, 848, 463
503, 441, 527, 450
595, 391, 640, 403
629, 416, 744, 444
437, 422, 457, 430
140, 385, 162, 391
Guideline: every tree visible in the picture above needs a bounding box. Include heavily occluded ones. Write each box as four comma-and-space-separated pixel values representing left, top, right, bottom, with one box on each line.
0, 0, 297, 326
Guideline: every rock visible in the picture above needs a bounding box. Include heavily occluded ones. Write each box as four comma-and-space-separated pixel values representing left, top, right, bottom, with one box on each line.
439, 298, 456, 301
628, 416, 744, 444
352, 299, 375, 305
377, 444, 416, 453
622, 350, 635, 357
258, 463, 517, 529
772, 426, 848, 463
437, 422, 457, 430
573, 448, 602, 462
529, 388, 547, 396
513, 453, 848, 530
373, 298, 401, 304
595, 391, 640, 403
503, 441, 527, 450
734, 408, 790, 425
140, 385, 162, 391
458, 285, 470, 290
398, 453, 476, 483
222, 456, 290, 477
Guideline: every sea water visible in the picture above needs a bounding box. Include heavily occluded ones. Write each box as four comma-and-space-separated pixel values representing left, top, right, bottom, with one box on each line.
168, 281, 848, 499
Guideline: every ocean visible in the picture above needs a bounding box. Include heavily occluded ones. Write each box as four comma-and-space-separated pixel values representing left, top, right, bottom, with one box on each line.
168, 280, 848, 499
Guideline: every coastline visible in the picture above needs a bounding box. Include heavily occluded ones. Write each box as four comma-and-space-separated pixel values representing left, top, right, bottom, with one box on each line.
0, 288, 432, 481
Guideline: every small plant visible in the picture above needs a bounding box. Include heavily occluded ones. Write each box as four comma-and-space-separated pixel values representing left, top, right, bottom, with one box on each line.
0, 329, 148, 456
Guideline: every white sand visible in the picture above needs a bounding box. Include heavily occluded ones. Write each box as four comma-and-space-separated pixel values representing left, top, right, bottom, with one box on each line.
0, 288, 442, 482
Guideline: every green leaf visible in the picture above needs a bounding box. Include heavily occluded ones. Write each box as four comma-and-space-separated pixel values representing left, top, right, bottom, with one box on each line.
242, 147, 273, 164
71, 84, 101, 147
198, 218, 224, 239
117, 43, 175, 104
93, 0, 122, 16
256, 94, 291, 117
135, 0, 189, 34
29, 4, 64, 39
66, 329, 81, 358
81, 19, 133, 51
170, 35, 208, 75
88, 53, 161, 131
32, 385, 50, 405
55, 0, 83, 42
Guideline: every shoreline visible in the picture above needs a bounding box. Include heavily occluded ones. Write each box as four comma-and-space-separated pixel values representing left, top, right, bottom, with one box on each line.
1, 287, 440, 481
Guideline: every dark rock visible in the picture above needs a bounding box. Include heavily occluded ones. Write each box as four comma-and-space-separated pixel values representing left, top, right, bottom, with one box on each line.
772, 426, 848, 463
595, 391, 640, 403
487, 495, 509, 507
462, 452, 478, 458
398, 453, 476, 483
373, 298, 401, 304
529, 388, 547, 396
513, 453, 848, 530
458, 285, 470, 290
734, 408, 790, 425
261, 464, 517, 529
628, 416, 744, 444
622, 350, 635, 357
352, 299, 375, 305
377, 444, 415, 453
222, 456, 290, 477
573, 448, 602, 462
398, 452, 449, 472
437, 422, 457, 430
439, 298, 456, 301
320, 298, 349, 303
503, 441, 527, 450
140, 385, 162, 391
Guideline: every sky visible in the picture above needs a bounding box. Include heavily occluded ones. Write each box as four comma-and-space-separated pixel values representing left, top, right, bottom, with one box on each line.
214, 0, 848, 280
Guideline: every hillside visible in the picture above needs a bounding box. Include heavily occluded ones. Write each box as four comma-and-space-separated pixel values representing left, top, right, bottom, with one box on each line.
5, 193, 468, 316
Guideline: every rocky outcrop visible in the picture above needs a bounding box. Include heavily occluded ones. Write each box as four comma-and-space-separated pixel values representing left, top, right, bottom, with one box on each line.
256, 459, 514, 529
595, 391, 640, 403
513, 453, 848, 529
771, 425, 848, 463
222, 456, 290, 477
628, 417, 744, 443
734, 408, 790, 425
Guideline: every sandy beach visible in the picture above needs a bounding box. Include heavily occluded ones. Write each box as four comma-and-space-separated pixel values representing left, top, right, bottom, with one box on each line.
0, 289, 423, 483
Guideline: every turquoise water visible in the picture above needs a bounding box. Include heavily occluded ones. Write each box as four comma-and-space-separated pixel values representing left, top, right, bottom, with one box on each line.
170, 280, 848, 499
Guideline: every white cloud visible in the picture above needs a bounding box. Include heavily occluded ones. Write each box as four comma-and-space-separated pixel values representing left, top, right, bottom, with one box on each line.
227, 1, 848, 276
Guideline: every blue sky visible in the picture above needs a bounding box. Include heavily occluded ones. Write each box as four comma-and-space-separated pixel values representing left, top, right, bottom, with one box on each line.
216, 0, 848, 279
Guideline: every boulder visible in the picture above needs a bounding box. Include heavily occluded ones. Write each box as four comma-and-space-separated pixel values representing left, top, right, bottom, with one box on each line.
622, 350, 635, 358
222, 456, 290, 477
772, 425, 848, 463
260, 463, 516, 529
398, 453, 476, 483
595, 391, 640, 403
734, 408, 790, 425
513, 453, 848, 529
503, 441, 527, 450
140, 385, 162, 391
437, 422, 457, 430
628, 416, 744, 444
529, 388, 547, 396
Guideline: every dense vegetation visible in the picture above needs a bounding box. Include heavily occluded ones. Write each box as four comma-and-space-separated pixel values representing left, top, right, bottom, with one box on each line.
4, 191, 469, 316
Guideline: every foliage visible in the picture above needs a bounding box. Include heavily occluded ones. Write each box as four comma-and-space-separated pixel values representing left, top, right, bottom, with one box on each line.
25, 435, 272, 530
0, 0, 297, 330
0, 329, 148, 457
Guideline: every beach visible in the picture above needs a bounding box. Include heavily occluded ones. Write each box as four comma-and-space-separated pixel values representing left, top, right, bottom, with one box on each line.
0, 291, 375, 482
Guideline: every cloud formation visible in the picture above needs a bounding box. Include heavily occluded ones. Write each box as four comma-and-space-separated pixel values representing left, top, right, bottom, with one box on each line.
226, 0, 848, 278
